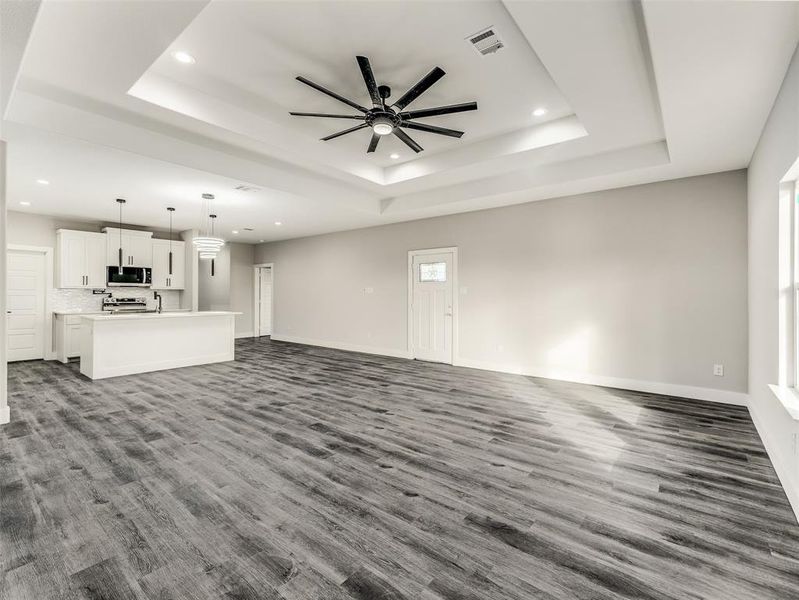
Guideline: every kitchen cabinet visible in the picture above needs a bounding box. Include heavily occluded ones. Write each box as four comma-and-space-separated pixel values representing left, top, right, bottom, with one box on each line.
103, 227, 153, 267
151, 239, 186, 289
54, 313, 91, 362
56, 230, 106, 288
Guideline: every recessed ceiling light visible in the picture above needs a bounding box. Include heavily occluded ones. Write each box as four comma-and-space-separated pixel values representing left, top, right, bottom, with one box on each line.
19, 201, 31, 206
232, 230, 239, 234
172, 51, 195, 65
532, 107, 548, 117
274, 221, 283, 226
36, 179, 49, 185
390, 153, 400, 159
259, 239, 264, 243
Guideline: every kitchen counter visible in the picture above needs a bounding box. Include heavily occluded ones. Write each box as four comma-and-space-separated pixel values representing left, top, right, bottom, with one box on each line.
80, 310, 228, 321
79, 311, 241, 380
53, 308, 192, 316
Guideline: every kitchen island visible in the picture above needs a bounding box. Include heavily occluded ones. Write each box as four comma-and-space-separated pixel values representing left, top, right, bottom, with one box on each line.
79, 311, 239, 380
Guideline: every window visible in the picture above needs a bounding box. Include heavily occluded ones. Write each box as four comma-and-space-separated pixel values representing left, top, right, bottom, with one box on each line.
419, 261, 446, 282
779, 179, 799, 387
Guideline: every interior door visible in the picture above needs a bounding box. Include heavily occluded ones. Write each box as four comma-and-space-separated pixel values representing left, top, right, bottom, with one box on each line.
411, 252, 453, 363
7, 250, 46, 361
258, 267, 272, 336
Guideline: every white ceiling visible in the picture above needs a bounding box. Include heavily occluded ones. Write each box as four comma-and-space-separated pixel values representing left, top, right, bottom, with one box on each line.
3, 0, 799, 243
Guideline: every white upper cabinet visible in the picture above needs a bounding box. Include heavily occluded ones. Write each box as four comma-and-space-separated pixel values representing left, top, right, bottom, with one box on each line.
103, 227, 153, 267
56, 230, 107, 288
151, 239, 185, 290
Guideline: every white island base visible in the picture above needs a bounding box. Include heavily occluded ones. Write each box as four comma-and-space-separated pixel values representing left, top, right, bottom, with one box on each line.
79, 311, 239, 380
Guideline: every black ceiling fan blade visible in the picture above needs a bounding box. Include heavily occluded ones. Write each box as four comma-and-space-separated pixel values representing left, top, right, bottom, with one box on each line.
392, 66, 446, 111
401, 121, 464, 138
367, 132, 380, 153
289, 112, 365, 120
393, 128, 423, 153
399, 101, 478, 120
321, 123, 369, 141
296, 76, 368, 113
356, 56, 382, 107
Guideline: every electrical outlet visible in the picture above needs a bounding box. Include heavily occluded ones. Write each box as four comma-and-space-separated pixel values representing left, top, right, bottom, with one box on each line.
713, 364, 724, 377
793, 433, 799, 456
363, 287, 374, 294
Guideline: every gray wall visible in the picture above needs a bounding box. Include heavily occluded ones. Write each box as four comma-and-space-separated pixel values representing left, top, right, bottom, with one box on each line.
230, 243, 255, 337
197, 241, 254, 337
256, 170, 748, 396
198, 244, 231, 311
748, 43, 799, 518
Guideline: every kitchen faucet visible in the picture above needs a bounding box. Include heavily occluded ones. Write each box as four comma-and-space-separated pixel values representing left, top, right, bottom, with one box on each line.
153, 291, 162, 313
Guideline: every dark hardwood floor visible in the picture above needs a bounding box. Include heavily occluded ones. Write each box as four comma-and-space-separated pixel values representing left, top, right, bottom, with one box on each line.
1, 338, 798, 599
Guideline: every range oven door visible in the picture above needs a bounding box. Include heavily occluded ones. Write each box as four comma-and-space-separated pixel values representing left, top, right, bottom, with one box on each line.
107, 266, 152, 287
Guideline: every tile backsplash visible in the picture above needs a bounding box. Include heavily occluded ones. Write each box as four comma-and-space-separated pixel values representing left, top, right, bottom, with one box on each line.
50, 288, 181, 313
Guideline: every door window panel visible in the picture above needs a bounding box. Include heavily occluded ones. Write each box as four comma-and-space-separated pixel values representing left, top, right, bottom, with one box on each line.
419, 262, 446, 282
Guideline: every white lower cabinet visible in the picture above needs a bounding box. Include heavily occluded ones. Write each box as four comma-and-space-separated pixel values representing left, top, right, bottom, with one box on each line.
151, 239, 185, 289
55, 314, 89, 362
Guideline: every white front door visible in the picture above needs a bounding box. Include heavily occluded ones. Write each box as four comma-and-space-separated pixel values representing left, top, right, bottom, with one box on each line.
7, 250, 46, 362
411, 251, 454, 363
258, 267, 272, 336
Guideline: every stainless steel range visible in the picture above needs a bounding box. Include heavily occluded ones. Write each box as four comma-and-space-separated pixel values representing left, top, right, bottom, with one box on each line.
102, 297, 149, 313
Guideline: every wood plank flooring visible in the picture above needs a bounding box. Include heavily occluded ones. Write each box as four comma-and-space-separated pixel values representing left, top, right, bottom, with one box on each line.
1, 338, 798, 599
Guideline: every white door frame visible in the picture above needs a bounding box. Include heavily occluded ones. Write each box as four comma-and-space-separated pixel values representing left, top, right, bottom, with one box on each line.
253, 262, 274, 337
7, 244, 54, 361
407, 247, 458, 364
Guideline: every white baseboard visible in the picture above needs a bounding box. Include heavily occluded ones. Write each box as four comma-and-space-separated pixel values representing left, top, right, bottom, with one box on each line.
270, 334, 413, 360
454, 357, 749, 406
748, 402, 799, 525
235, 331, 254, 339
0, 405, 9, 425
267, 336, 747, 407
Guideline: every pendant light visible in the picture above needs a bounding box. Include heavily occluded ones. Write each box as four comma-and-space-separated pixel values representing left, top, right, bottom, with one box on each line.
209, 214, 217, 277
115, 198, 126, 270
192, 193, 224, 276
166, 207, 175, 275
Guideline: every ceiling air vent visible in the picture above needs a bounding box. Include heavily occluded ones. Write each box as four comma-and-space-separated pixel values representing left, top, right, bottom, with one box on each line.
233, 184, 261, 192
467, 27, 503, 56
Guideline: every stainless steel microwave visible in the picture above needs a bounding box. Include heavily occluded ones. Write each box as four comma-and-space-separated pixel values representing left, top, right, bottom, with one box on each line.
107, 266, 151, 287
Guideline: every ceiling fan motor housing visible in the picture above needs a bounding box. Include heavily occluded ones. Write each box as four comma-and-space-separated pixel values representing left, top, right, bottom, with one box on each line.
367, 112, 400, 134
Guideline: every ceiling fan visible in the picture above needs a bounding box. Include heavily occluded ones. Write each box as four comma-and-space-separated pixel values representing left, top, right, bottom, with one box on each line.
289, 56, 477, 154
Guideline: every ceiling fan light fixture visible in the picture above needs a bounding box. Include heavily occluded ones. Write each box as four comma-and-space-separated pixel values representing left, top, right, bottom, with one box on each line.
372, 117, 394, 136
